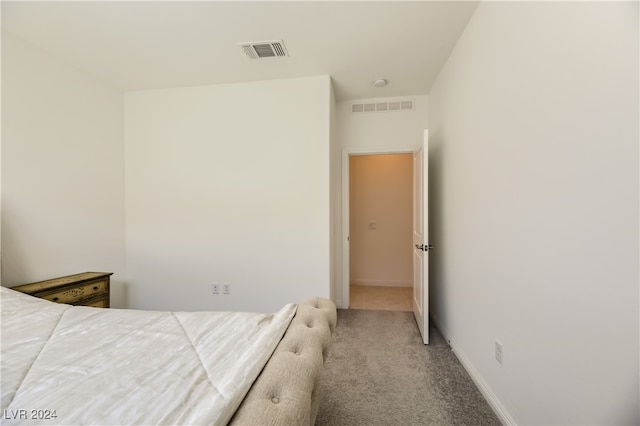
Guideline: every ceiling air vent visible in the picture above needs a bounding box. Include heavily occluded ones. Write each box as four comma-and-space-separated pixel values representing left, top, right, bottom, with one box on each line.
351, 99, 415, 113
240, 40, 289, 59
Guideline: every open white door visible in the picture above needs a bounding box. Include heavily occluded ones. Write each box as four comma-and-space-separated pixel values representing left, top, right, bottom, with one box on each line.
413, 130, 430, 344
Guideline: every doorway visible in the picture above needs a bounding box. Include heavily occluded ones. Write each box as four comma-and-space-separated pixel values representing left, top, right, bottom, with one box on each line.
346, 153, 413, 311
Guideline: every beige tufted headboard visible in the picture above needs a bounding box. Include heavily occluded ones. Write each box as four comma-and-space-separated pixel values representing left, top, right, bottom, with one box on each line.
230, 297, 337, 425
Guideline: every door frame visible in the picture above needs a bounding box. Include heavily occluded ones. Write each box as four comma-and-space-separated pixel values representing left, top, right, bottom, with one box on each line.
341, 147, 415, 309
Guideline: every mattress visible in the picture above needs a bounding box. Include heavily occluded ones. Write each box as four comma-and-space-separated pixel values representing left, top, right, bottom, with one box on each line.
1, 286, 296, 425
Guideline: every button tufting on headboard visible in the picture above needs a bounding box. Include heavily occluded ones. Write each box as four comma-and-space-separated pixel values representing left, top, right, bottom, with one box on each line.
229, 297, 336, 426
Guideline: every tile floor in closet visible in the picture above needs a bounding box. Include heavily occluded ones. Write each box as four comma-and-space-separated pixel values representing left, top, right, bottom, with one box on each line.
349, 285, 413, 312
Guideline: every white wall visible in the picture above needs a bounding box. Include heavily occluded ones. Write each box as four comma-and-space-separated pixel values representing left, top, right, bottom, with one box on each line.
349, 154, 412, 287
427, 2, 639, 425
1, 32, 126, 307
124, 76, 332, 313
339, 96, 429, 152
334, 95, 428, 307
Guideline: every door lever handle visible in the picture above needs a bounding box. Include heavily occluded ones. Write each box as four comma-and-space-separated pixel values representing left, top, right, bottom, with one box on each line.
415, 244, 425, 251
415, 244, 433, 251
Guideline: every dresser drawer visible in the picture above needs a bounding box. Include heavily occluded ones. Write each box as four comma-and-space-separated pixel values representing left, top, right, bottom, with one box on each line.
83, 297, 109, 308
12, 272, 112, 308
41, 279, 108, 304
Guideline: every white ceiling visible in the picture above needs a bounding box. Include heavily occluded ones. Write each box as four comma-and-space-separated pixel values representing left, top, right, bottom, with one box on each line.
1, 1, 479, 101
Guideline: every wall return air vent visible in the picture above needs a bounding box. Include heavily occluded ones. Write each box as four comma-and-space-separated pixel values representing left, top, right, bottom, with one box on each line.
351, 100, 415, 113
240, 40, 289, 59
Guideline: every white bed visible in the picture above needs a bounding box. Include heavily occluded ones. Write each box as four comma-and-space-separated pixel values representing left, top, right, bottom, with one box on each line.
1, 286, 336, 425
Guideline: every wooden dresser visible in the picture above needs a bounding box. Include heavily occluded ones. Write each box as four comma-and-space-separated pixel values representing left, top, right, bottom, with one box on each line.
11, 272, 112, 308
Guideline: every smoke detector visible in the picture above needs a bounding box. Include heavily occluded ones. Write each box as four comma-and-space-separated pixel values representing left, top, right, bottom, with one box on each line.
239, 40, 289, 59
373, 79, 388, 87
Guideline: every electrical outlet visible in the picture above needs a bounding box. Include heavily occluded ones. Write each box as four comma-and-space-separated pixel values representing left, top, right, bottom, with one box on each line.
495, 340, 503, 365
223, 282, 231, 295
212, 283, 220, 294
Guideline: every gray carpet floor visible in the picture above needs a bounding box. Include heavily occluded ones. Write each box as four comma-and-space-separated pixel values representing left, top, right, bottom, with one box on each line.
315, 309, 500, 426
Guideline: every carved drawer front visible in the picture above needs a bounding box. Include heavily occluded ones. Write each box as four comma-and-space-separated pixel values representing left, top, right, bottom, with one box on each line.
42, 280, 108, 304
12, 272, 112, 308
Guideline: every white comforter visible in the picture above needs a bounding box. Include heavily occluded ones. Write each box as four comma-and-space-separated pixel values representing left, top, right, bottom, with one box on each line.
0, 287, 296, 425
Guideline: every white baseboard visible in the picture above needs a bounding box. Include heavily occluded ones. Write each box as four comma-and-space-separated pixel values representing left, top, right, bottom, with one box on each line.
350, 279, 412, 288
430, 314, 517, 426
